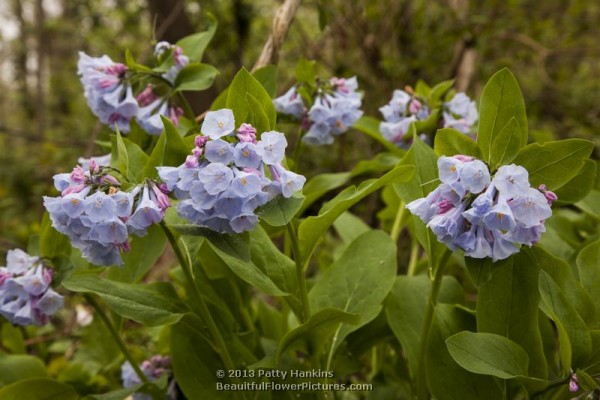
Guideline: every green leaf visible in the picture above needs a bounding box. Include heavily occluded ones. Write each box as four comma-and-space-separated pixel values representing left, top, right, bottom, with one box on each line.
122, 138, 149, 182
298, 165, 414, 262
513, 139, 594, 190
107, 225, 166, 283
276, 308, 360, 363
226, 67, 276, 131
577, 240, 600, 320
434, 128, 482, 159
525, 246, 595, 327
1, 325, 25, 354
174, 63, 218, 91
176, 15, 217, 61
171, 320, 233, 400
538, 270, 592, 368
249, 226, 298, 310
39, 212, 70, 259
124, 49, 152, 72
576, 189, 600, 218
115, 128, 129, 179
554, 159, 597, 205
309, 231, 397, 355
294, 57, 317, 85
255, 194, 304, 226
427, 305, 502, 400
385, 275, 464, 377
0, 355, 47, 386
0, 378, 78, 400
299, 172, 351, 214
476, 255, 547, 378
575, 368, 600, 391
446, 332, 530, 379
252, 65, 278, 97
173, 226, 287, 296
353, 116, 405, 155
478, 68, 528, 163
62, 273, 187, 326
428, 79, 454, 106
245, 92, 271, 134
142, 116, 190, 179
489, 117, 521, 168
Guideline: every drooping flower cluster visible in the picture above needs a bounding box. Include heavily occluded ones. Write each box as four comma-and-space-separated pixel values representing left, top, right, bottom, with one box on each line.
78, 41, 188, 135
379, 89, 478, 146
274, 77, 363, 145
122, 355, 176, 400
43, 159, 170, 266
407, 156, 556, 261
78, 52, 138, 133
158, 109, 306, 234
0, 249, 64, 326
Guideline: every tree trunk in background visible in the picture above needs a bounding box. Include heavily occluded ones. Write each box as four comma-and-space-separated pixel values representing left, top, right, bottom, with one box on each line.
11, 0, 35, 120
450, 0, 477, 92
146, 0, 217, 113
35, 0, 46, 140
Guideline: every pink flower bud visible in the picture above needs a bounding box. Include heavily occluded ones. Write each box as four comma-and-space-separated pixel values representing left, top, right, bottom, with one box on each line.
135, 85, 158, 107
236, 123, 257, 143
185, 155, 199, 168
409, 99, 422, 114
70, 166, 86, 183
195, 135, 209, 148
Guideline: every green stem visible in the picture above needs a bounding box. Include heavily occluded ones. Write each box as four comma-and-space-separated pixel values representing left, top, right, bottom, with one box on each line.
416, 251, 451, 400
85, 294, 148, 384
530, 377, 571, 399
177, 91, 197, 123
231, 279, 254, 332
390, 200, 406, 242
159, 223, 238, 378
407, 239, 420, 276
287, 222, 311, 323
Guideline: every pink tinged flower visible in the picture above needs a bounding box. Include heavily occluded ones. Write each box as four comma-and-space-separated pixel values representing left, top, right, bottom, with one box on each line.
70, 165, 87, 183
192, 147, 203, 157
569, 373, 579, 392
62, 184, 87, 196
185, 155, 199, 168
409, 99, 422, 114
135, 84, 159, 107
150, 183, 171, 211
237, 123, 257, 143
195, 135, 209, 148
169, 106, 184, 126
538, 184, 558, 205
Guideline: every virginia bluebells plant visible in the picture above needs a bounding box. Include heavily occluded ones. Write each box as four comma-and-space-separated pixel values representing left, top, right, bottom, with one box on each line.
122, 355, 177, 400
157, 109, 306, 234
0, 249, 64, 326
43, 159, 170, 266
407, 155, 555, 261
274, 77, 363, 145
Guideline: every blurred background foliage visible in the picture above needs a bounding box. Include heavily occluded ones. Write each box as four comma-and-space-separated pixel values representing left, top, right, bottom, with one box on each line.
1, 0, 599, 250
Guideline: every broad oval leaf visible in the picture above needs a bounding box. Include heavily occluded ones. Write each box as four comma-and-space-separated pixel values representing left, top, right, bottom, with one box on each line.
256, 194, 305, 226
174, 63, 218, 92
176, 15, 217, 61
553, 159, 597, 205
62, 273, 187, 326
446, 331, 530, 379
226, 67, 276, 131
489, 117, 521, 168
434, 127, 482, 159
0, 378, 78, 400
477, 68, 528, 163
513, 138, 594, 190
309, 230, 397, 356
0, 355, 47, 386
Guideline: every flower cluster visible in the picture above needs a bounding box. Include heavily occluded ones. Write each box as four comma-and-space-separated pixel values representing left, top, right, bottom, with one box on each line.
274, 77, 363, 145
442, 93, 478, 135
379, 89, 478, 146
407, 156, 556, 261
122, 355, 176, 400
0, 249, 64, 326
78, 41, 188, 135
158, 109, 306, 234
43, 159, 170, 266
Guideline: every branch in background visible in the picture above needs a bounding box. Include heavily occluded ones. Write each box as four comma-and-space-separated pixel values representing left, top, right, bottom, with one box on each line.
252, 0, 302, 72
0, 124, 88, 148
